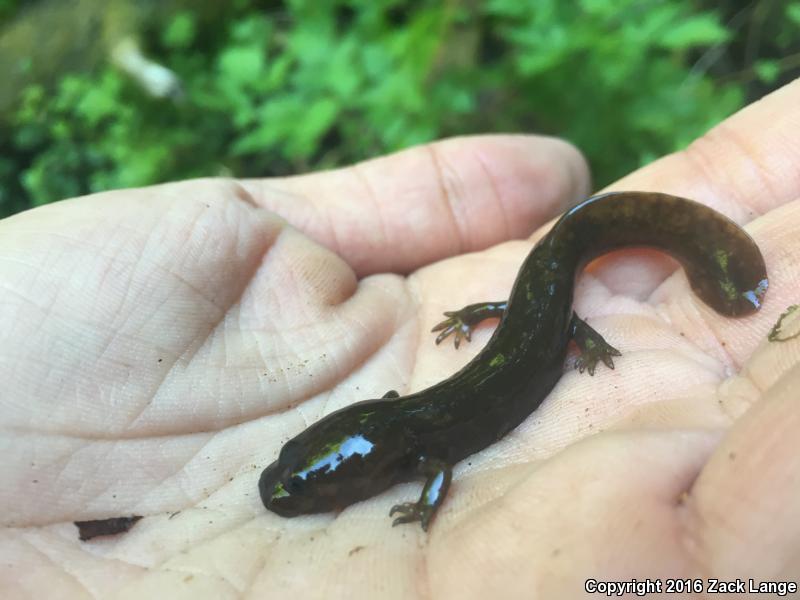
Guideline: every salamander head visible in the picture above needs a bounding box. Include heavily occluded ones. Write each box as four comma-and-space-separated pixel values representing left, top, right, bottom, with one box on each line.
259, 429, 387, 517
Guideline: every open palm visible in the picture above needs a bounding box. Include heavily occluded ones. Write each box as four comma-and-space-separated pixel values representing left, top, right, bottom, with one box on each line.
3, 82, 800, 599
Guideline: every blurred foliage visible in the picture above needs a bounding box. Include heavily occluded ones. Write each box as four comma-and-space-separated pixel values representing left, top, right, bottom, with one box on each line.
0, 0, 20, 21
1, 0, 799, 216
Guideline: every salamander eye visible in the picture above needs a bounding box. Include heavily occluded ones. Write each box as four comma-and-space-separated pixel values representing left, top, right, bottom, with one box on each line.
285, 476, 306, 495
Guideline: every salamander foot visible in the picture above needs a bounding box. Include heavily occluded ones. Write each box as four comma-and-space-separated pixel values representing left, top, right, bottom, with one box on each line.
390, 502, 435, 531
431, 301, 507, 349
571, 314, 621, 376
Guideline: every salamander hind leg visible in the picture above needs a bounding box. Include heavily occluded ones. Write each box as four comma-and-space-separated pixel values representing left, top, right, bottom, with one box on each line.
431, 301, 507, 349
390, 458, 452, 531
571, 313, 621, 376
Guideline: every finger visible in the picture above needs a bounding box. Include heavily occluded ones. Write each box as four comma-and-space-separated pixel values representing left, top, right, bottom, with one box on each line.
240, 135, 590, 276
688, 364, 800, 577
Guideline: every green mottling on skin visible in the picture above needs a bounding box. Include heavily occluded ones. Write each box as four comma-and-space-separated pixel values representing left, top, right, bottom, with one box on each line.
489, 353, 505, 367
305, 440, 342, 467
271, 481, 289, 498
720, 279, 738, 301
715, 249, 729, 272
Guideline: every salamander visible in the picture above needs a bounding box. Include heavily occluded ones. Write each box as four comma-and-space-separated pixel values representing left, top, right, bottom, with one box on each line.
259, 191, 768, 531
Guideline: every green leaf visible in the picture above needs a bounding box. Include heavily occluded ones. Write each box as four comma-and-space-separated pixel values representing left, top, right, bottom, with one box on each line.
265, 55, 293, 90
217, 46, 266, 86
287, 98, 339, 157
162, 11, 197, 49
787, 2, 800, 25
754, 59, 780, 84
76, 87, 117, 126
658, 15, 729, 49
231, 97, 295, 155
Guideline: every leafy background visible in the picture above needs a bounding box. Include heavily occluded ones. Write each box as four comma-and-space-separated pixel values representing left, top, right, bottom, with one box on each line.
1, 0, 798, 217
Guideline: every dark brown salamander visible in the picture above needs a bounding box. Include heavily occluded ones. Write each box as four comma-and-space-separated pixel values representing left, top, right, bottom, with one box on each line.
259, 191, 768, 530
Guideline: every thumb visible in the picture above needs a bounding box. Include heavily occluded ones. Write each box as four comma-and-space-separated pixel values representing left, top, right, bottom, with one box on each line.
241, 134, 590, 276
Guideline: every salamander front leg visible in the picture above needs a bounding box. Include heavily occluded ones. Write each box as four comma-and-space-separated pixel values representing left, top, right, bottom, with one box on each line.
571, 313, 621, 375
431, 301, 507, 348
389, 459, 452, 531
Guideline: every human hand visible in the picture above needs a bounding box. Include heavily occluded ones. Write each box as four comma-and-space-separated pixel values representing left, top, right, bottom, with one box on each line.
0, 134, 585, 597
2, 80, 799, 598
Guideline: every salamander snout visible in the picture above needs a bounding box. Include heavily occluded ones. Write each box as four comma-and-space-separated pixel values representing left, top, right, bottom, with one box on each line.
258, 459, 321, 517
259, 430, 389, 518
